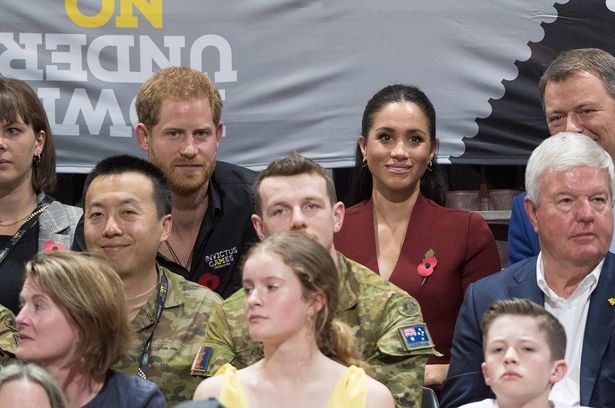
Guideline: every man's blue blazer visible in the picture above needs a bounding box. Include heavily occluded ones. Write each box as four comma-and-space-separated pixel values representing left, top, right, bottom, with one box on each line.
440, 254, 615, 408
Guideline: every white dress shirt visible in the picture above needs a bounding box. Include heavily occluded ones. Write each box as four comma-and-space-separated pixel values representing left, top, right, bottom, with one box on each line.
536, 253, 603, 408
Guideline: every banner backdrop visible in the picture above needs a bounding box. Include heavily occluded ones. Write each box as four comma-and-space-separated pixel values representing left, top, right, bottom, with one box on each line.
1, 0, 613, 172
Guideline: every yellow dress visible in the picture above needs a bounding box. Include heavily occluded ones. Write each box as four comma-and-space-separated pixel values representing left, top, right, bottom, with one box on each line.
215, 363, 368, 408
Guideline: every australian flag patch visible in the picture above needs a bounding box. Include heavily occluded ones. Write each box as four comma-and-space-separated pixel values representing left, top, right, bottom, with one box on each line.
399, 323, 433, 351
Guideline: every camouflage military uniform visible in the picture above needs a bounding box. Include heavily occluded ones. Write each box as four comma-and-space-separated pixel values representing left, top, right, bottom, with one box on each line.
114, 266, 222, 404
191, 253, 438, 408
0, 304, 17, 367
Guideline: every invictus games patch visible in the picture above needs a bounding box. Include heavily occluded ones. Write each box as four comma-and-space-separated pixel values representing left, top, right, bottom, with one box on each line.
205, 247, 239, 270
398, 324, 433, 351
191, 345, 213, 374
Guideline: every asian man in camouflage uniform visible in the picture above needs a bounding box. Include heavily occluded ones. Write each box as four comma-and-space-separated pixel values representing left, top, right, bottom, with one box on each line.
82, 155, 222, 404
191, 153, 437, 408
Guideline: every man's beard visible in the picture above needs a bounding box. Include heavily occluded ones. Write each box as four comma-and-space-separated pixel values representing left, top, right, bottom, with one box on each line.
150, 148, 216, 196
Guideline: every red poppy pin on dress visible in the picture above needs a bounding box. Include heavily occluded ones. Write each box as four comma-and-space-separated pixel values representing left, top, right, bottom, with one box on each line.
418, 248, 437, 286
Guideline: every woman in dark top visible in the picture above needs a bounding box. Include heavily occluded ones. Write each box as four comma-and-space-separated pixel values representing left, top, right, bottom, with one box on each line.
0, 78, 81, 314
15, 251, 165, 408
335, 84, 501, 389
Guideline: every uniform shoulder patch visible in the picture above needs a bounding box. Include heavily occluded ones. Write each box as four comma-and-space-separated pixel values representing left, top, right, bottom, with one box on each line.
191, 345, 213, 374
398, 324, 433, 351
398, 299, 420, 317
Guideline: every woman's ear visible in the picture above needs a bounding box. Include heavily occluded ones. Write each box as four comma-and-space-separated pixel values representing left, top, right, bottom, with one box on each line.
308, 291, 325, 315
34, 130, 46, 156
431, 138, 438, 156
358, 135, 367, 158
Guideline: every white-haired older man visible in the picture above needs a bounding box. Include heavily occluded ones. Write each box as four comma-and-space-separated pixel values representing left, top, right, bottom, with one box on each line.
442, 132, 615, 408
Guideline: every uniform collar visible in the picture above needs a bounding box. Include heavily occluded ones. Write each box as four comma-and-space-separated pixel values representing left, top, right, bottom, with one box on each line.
132, 265, 184, 329
336, 252, 360, 311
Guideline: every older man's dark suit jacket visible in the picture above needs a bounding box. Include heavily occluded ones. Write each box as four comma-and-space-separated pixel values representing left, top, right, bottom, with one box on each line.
440, 253, 615, 408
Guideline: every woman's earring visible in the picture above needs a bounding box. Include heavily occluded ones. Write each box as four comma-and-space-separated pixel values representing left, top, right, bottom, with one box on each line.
33, 153, 41, 166
427, 157, 433, 172
361, 157, 368, 168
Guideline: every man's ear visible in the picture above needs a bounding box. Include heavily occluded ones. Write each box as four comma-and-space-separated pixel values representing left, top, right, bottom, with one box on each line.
524, 196, 539, 234
135, 123, 151, 152
549, 359, 568, 385
332, 201, 345, 233
160, 214, 172, 242
215, 122, 224, 146
480, 362, 492, 386
251, 214, 266, 240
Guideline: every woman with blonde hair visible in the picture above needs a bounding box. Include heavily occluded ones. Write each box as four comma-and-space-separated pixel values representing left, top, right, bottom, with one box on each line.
194, 232, 394, 407
15, 251, 165, 408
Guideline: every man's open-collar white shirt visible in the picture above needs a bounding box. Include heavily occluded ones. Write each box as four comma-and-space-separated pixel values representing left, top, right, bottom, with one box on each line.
535, 252, 603, 408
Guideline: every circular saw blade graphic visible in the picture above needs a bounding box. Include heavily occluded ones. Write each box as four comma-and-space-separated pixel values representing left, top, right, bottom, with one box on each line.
455, 0, 615, 165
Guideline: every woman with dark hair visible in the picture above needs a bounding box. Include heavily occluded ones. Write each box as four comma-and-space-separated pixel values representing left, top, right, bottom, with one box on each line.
0, 77, 82, 315
335, 84, 501, 388
194, 232, 394, 407
15, 251, 165, 408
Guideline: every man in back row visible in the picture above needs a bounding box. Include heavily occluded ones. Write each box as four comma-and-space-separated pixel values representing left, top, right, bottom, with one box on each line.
508, 48, 615, 263
135, 67, 258, 298
192, 153, 437, 408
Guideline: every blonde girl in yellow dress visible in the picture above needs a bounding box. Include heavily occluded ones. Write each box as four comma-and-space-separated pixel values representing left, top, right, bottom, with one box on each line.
193, 232, 394, 408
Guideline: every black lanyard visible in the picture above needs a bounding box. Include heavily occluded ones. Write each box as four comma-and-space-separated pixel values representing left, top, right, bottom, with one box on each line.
137, 271, 169, 380
0, 195, 52, 265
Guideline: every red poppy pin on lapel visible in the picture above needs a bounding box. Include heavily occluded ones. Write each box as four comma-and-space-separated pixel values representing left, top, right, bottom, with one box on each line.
418, 249, 437, 286
43, 240, 65, 253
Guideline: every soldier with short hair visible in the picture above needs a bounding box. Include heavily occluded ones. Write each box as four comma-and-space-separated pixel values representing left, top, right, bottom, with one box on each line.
82, 155, 222, 404
192, 153, 437, 408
